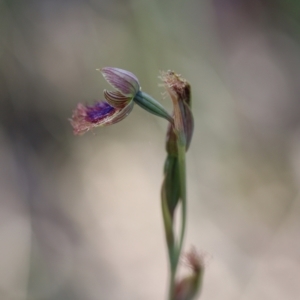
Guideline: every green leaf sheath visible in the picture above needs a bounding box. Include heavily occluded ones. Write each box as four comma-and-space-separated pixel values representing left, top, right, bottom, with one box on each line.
163, 155, 180, 217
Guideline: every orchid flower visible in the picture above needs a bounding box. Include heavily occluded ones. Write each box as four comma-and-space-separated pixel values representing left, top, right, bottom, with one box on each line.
70, 67, 172, 135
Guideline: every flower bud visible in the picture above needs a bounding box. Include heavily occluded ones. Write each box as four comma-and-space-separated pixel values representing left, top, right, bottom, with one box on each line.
174, 247, 204, 300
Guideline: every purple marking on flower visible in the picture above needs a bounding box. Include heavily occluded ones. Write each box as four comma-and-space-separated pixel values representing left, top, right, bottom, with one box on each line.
70, 101, 118, 135
85, 102, 115, 123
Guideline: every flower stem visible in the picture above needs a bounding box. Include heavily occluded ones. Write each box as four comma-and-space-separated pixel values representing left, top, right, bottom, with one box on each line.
134, 91, 173, 123
168, 271, 176, 300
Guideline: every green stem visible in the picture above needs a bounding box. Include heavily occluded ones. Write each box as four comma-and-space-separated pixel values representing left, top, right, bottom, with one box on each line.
168, 271, 176, 300
134, 91, 173, 123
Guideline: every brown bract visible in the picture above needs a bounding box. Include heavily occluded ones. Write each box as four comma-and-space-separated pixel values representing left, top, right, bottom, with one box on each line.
160, 71, 191, 107
160, 71, 194, 151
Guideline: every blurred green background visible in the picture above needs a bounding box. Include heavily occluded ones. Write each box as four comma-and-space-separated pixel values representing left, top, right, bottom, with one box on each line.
1, 0, 300, 299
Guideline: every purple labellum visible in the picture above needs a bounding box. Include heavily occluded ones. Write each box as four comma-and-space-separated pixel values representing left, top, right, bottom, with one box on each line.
70, 101, 119, 135
85, 102, 115, 123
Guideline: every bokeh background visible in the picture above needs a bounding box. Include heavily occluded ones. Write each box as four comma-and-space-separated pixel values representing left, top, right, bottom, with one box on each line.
1, 0, 300, 299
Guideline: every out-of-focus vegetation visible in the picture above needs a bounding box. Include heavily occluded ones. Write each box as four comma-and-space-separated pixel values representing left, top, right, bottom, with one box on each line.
1, 1, 300, 299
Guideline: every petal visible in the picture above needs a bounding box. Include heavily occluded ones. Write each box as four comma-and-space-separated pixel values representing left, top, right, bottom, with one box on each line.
70, 101, 116, 135
104, 90, 131, 108
105, 101, 134, 125
70, 103, 96, 135
85, 101, 115, 123
101, 67, 140, 97
70, 100, 134, 135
